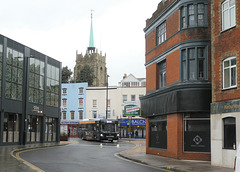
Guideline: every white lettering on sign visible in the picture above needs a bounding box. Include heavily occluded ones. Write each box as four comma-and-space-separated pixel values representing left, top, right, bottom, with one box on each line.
33, 106, 40, 111
126, 107, 139, 112
131, 119, 146, 125
107, 121, 112, 123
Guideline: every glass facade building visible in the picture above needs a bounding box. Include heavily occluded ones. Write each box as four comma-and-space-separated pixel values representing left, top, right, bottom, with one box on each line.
0, 34, 61, 145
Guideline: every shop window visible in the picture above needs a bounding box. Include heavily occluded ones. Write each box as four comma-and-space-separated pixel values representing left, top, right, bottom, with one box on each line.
3, 113, 20, 143
223, 117, 236, 149
222, 0, 236, 31
27, 115, 42, 143
181, 46, 207, 81
149, 115, 167, 149
158, 60, 166, 88
223, 57, 236, 89
45, 117, 57, 142
183, 113, 210, 152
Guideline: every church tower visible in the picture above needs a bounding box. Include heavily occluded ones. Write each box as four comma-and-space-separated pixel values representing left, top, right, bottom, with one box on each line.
74, 11, 107, 86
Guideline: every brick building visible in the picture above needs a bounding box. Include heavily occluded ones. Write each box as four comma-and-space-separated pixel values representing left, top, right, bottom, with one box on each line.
211, 0, 239, 168
141, 0, 212, 160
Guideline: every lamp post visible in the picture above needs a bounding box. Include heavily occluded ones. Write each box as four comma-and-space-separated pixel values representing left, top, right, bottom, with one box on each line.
106, 74, 109, 119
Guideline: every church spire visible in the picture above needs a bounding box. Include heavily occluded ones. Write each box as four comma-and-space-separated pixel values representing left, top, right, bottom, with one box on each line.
88, 10, 95, 53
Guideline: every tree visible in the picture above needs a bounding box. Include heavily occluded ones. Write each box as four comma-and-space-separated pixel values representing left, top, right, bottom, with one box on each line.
76, 64, 95, 85
62, 66, 73, 83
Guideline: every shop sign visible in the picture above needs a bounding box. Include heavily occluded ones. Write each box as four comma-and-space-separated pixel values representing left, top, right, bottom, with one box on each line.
32, 106, 43, 114
118, 119, 146, 126
211, 100, 240, 114
124, 101, 141, 116
60, 121, 79, 125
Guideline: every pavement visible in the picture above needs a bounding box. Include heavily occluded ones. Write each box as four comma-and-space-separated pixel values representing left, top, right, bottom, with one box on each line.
0, 138, 234, 172
118, 138, 234, 172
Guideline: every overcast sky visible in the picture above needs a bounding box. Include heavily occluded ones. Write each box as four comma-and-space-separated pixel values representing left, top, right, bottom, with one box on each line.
0, 0, 161, 85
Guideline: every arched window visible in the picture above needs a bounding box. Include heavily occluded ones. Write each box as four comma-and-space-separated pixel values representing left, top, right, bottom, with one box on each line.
223, 117, 236, 149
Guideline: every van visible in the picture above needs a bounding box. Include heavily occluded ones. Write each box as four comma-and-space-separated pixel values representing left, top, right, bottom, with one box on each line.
234, 144, 240, 172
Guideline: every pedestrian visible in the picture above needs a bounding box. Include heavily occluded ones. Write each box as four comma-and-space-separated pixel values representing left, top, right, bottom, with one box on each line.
68, 129, 70, 137
135, 130, 138, 138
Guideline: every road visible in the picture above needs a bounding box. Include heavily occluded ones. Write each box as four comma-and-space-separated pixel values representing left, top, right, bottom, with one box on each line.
17, 139, 168, 172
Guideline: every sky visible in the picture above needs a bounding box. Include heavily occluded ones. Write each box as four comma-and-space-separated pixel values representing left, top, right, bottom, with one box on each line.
0, 0, 161, 86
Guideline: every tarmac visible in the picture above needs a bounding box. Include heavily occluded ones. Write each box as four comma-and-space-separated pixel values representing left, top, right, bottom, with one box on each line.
0, 138, 234, 172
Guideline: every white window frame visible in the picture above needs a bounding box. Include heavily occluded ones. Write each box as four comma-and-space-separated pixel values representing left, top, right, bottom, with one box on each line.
93, 99, 97, 107
70, 111, 75, 120
62, 88, 67, 95
62, 99, 67, 108
62, 111, 67, 120
223, 56, 237, 89
131, 95, 136, 101
123, 95, 127, 103
79, 98, 83, 109
222, 0, 236, 31
78, 111, 83, 120
92, 111, 97, 118
79, 87, 84, 95
157, 22, 166, 45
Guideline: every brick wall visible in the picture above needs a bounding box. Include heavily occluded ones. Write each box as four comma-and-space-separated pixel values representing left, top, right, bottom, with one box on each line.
166, 50, 180, 86
146, 63, 158, 92
211, 0, 240, 103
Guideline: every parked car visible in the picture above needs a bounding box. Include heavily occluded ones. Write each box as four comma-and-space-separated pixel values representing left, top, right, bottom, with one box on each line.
235, 144, 240, 172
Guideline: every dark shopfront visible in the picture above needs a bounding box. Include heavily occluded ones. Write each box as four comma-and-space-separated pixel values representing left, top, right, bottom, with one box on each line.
118, 118, 146, 138
141, 83, 212, 160
0, 34, 61, 146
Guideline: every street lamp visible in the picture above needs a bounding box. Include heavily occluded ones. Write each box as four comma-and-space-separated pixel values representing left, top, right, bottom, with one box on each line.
106, 74, 109, 119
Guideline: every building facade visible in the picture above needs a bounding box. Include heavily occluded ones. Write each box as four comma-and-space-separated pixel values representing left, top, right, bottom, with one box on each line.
86, 74, 146, 138
60, 83, 88, 137
0, 34, 61, 145
211, 0, 239, 168
141, 0, 212, 160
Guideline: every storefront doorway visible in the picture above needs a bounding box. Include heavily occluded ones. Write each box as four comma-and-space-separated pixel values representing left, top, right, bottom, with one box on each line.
69, 124, 78, 137
27, 115, 42, 143
3, 113, 21, 144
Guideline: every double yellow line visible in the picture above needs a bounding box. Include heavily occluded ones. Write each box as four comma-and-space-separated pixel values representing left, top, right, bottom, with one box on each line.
14, 147, 46, 172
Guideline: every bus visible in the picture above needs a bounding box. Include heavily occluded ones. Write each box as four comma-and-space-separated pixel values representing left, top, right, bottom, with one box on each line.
78, 119, 119, 142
